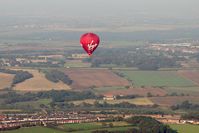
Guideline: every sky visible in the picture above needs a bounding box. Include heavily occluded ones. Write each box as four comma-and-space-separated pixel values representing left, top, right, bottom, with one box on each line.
0, 0, 198, 19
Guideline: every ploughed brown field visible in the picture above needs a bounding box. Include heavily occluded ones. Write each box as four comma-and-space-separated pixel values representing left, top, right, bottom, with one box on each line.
150, 96, 199, 106
64, 69, 129, 89
103, 87, 167, 97
178, 70, 199, 85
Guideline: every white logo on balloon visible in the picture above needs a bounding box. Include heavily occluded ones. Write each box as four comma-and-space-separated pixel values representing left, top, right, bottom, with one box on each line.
87, 40, 98, 51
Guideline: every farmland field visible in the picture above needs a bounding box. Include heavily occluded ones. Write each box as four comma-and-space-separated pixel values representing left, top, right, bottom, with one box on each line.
65, 69, 129, 89
64, 60, 91, 68
93, 86, 128, 93
118, 70, 196, 87
178, 70, 199, 85
59, 123, 101, 131
59, 122, 132, 133
164, 87, 199, 96
70, 97, 154, 106
73, 126, 134, 133
4, 122, 133, 133
4, 126, 65, 133
103, 87, 167, 96
169, 124, 199, 133
150, 96, 199, 106
0, 109, 22, 113
15, 99, 51, 109
13, 69, 71, 91
0, 72, 14, 90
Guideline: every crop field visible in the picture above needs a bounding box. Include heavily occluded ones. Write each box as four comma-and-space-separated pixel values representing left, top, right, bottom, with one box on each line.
0, 72, 14, 90
4, 122, 133, 133
0, 109, 22, 113
59, 122, 132, 133
64, 60, 91, 68
103, 87, 167, 96
4, 126, 65, 133
178, 70, 199, 85
70, 97, 154, 106
13, 69, 71, 91
169, 124, 199, 133
93, 86, 128, 93
118, 70, 196, 87
15, 99, 51, 109
164, 87, 199, 96
59, 123, 101, 131
64, 69, 129, 89
150, 96, 199, 106
73, 126, 134, 133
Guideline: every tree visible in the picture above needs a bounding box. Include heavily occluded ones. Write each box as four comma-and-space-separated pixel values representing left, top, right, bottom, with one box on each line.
147, 92, 153, 97
127, 116, 177, 133
44, 70, 72, 85
109, 123, 113, 128
101, 123, 107, 127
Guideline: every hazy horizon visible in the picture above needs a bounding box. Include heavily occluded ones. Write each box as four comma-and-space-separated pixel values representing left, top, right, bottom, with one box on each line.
0, 0, 198, 20
0, 0, 199, 39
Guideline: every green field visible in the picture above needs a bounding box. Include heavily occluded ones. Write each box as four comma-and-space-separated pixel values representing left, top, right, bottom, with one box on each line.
64, 61, 91, 68
60, 122, 133, 133
70, 97, 154, 106
165, 87, 199, 95
59, 123, 101, 131
4, 122, 133, 133
169, 124, 199, 133
15, 99, 51, 109
73, 126, 134, 133
119, 70, 195, 87
4, 127, 65, 133
3, 126, 133, 133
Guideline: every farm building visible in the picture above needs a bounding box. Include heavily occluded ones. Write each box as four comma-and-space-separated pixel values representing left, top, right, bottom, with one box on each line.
103, 94, 116, 101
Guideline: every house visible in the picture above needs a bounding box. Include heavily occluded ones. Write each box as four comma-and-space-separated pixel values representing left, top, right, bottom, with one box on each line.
103, 94, 116, 101
71, 54, 88, 59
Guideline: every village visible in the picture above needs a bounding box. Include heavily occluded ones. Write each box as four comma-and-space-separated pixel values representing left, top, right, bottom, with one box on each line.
0, 111, 199, 131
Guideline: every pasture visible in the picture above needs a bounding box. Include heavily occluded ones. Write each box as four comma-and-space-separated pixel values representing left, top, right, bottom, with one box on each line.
59, 122, 132, 133
150, 96, 199, 106
15, 99, 51, 109
178, 70, 199, 85
165, 86, 199, 96
4, 126, 65, 133
73, 126, 134, 133
118, 70, 196, 87
103, 87, 167, 97
169, 124, 199, 133
70, 97, 154, 106
93, 86, 128, 93
4, 122, 133, 133
64, 60, 91, 68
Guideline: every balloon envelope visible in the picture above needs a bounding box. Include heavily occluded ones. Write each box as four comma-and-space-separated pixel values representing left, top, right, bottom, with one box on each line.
80, 33, 100, 56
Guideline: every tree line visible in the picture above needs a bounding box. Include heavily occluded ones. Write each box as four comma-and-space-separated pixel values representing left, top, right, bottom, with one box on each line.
91, 116, 177, 133
0, 69, 33, 85
44, 70, 72, 85
0, 90, 99, 104
171, 100, 199, 111
87, 48, 180, 70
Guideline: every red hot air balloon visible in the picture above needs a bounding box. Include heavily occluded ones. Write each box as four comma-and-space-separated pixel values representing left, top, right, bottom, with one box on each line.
80, 33, 100, 56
